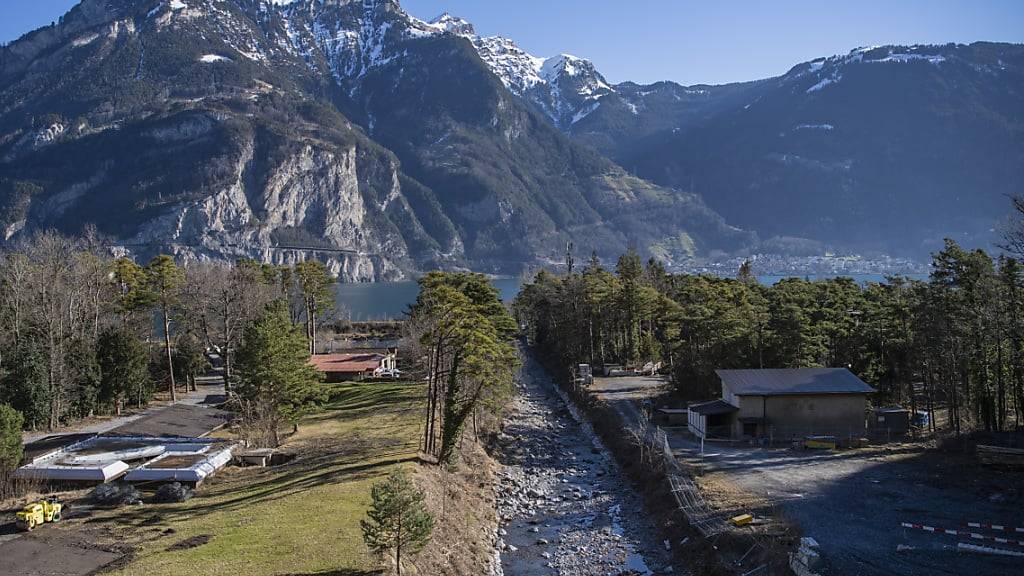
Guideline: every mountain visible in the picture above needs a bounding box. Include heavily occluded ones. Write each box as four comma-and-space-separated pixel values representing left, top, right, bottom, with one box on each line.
489, 41, 1023, 258
0, 0, 752, 280
612, 43, 1024, 257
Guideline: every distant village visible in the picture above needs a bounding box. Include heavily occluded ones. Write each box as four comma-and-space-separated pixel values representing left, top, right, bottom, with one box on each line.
682, 253, 929, 278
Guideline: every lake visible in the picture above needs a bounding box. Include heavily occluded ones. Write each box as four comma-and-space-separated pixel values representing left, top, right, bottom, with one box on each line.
336, 277, 525, 321
335, 273, 927, 321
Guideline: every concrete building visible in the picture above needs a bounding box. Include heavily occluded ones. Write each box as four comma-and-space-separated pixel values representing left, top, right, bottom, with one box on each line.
688, 368, 875, 439
309, 350, 397, 382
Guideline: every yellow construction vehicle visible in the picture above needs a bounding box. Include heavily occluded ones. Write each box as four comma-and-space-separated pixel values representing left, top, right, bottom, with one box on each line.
15, 499, 62, 531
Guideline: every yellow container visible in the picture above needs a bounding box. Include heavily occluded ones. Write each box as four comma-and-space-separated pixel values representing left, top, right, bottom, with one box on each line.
804, 436, 836, 450
731, 514, 754, 527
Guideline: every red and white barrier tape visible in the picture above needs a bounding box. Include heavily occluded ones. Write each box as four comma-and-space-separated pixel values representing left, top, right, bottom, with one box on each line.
901, 523, 1024, 547
964, 522, 1024, 534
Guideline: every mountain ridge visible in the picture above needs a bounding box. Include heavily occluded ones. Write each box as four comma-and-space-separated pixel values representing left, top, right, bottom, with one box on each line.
0, 0, 754, 280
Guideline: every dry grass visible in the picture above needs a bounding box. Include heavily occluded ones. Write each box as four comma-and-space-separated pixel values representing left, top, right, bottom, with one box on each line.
412, 439, 498, 576
89, 381, 427, 576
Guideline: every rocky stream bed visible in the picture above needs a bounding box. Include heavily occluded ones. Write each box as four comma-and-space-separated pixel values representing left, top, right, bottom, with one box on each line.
490, 352, 679, 575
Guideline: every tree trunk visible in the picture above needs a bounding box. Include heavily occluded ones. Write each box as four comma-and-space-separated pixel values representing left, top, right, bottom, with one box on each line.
395, 512, 403, 576
164, 305, 177, 402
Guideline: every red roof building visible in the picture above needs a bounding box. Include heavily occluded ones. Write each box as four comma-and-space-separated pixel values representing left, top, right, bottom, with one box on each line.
309, 351, 397, 382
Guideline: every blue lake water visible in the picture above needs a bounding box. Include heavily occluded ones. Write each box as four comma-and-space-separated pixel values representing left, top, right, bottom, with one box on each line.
336, 277, 525, 321
335, 274, 927, 321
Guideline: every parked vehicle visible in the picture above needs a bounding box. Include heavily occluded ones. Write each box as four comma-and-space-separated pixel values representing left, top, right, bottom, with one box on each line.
376, 368, 403, 379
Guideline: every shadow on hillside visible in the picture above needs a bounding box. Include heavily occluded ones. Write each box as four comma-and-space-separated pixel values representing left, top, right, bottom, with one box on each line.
738, 446, 1024, 576
85, 453, 420, 528
284, 571, 383, 576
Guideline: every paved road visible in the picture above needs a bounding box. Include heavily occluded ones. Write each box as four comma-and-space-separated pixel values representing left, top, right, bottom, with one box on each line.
23, 371, 226, 445
0, 525, 123, 576
668, 433, 1024, 576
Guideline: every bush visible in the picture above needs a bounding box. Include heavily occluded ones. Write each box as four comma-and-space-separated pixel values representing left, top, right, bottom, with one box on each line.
0, 404, 23, 471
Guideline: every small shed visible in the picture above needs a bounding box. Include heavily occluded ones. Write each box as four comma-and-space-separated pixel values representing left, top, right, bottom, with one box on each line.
656, 408, 689, 427
687, 399, 739, 439
871, 407, 910, 437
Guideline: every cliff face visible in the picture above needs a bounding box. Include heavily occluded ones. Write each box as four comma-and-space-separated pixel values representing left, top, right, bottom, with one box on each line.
126, 134, 415, 280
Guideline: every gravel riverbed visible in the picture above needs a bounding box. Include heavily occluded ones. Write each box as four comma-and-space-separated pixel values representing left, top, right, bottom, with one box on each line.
492, 351, 678, 575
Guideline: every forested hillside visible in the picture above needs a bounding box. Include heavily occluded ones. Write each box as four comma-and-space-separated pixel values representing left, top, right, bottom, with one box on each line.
515, 241, 1024, 434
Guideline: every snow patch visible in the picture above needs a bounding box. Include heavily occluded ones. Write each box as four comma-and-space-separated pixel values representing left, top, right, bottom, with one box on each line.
795, 124, 834, 131
199, 54, 231, 63
807, 72, 841, 93
72, 33, 99, 47
571, 101, 601, 125
873, 53, 946, 64
170, 0, 186, 10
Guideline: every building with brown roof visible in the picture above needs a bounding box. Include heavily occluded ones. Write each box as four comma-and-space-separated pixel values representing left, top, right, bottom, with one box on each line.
309, 350, 397, 382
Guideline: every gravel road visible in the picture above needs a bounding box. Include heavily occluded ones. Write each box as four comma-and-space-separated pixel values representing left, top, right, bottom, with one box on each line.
492, 351, 678, 575
669, 434, 1024, 576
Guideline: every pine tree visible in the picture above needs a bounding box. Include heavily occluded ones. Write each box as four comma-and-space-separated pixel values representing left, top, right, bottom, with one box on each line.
360, 468, 434, 576
0, 404, 23, 472
295, 261, 335, 355
97, 327, 152, 413
2, 340, 49, 430
233, 300, 324, 446
112, 258, 153, 328
146, 255, 184, 401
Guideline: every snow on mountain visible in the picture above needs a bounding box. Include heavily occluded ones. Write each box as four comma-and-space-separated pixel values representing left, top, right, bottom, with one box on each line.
211, 1, 620, 127
413, 12, 619, 127
420, 12, 475, 36
789, 45, 953, 93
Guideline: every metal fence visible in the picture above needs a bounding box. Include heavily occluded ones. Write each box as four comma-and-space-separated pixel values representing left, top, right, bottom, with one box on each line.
633, 411, 728, 537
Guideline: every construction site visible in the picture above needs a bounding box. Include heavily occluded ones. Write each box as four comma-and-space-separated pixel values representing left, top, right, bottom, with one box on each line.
578, 363, 1024, 576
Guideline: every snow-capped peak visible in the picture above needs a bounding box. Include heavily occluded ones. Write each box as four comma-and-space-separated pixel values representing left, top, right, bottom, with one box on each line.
426, 12, 475, 36
540, 54, 587, 80
262, 1, 614, 127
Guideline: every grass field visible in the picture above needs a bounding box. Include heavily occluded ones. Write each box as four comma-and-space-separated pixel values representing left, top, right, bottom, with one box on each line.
103, 381, 426, 576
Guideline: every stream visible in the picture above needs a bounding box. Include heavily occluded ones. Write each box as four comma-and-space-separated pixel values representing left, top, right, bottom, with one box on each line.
492, 350, 678, 575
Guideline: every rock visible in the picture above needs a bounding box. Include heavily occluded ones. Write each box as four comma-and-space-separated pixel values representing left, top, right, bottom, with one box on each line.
153, 482, 194, 503
537, 538, 549, 545
89, 482, 142, 506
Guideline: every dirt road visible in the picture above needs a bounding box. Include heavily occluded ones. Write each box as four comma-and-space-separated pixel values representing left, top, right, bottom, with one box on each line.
493, 351, 675, 575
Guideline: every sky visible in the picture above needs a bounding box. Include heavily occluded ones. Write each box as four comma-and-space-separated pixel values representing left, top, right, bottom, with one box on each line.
3, 0, 1023, 85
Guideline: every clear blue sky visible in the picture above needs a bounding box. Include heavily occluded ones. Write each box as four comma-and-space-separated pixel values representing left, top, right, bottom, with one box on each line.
4, 0, 1023, 85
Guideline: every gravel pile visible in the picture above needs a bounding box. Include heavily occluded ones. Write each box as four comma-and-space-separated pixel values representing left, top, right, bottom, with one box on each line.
493, 353, 677, 575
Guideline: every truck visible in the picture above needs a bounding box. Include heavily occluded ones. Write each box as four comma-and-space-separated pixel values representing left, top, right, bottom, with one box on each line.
15, 499, 63, 531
